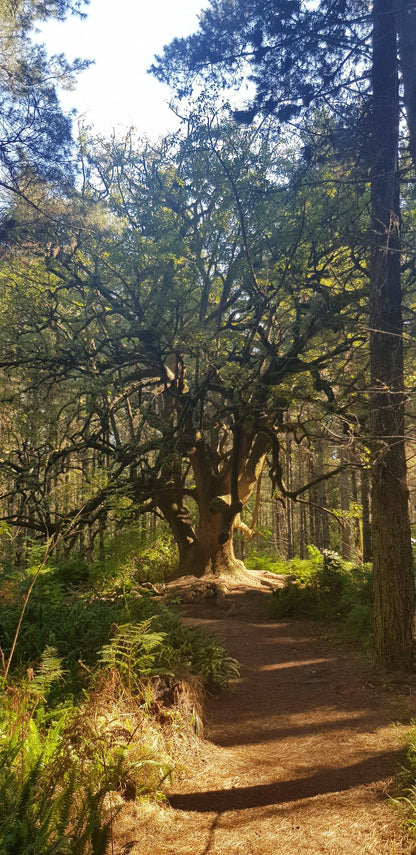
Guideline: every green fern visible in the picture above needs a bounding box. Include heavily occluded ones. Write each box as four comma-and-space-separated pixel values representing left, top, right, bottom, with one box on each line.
99, 619, 167, 690
0, 651, 114, 855
0, 729, 114, 855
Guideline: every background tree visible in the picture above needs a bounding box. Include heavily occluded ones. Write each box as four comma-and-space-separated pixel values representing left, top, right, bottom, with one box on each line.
0, 0, 89, 226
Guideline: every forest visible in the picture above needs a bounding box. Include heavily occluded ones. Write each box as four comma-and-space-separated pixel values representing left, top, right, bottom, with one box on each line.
2, 0, 416, 853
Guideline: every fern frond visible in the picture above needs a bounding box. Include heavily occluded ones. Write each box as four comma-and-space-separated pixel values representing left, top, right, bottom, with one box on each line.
31, 646, 64, 698
99, 619, 167, 689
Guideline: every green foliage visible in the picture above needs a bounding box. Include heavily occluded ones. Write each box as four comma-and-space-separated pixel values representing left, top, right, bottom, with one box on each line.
130, 535, 178, 584
53, 554, 92, 588
0, 548, 239, 852
99, 620, 168, 690
246, 545, 323, 578
50, 530, 177, 591
185, 631, 240, 694
114, 600, 240, 695
267, 549, 373, 639
1, 543, 239, 698
97, 529, 177, 586
393, 725, 416, 837
0, 655, 113, 855
246, 551, 289, 575
160, 620, 240, 695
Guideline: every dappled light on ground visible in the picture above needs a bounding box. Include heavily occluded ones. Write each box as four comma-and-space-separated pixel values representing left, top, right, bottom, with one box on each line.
114, 589, 416, 855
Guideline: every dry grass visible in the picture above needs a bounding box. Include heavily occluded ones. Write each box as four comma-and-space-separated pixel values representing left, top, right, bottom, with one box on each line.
70, 668, 207, 806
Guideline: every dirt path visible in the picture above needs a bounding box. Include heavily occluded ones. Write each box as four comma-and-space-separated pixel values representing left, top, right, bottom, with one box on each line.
116, 588, 416, 855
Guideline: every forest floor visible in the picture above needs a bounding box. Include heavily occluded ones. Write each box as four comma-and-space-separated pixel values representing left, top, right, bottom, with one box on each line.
114, 578, 416, 855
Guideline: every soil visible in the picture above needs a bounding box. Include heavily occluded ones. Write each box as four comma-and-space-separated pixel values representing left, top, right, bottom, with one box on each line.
114, 577, 416, 855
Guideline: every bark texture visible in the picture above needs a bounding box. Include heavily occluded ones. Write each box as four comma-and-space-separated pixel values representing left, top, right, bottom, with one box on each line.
396, 0, 416, 170
157, 428, 271, 578
370, 0, 415, 669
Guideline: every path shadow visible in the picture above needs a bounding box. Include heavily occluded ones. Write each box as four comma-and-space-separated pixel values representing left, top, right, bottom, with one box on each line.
168, 748, 403, 813
183, 613, 404, 737
212, 711, 393, 747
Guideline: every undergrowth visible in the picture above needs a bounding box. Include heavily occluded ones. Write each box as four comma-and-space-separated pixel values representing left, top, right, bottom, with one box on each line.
265, 547, 373, 641
393, 725, 416, 838
0, 566, 238, 698
0, 535, 239, 853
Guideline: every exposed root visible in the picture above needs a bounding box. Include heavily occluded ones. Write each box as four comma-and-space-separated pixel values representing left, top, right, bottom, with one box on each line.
164, 567, 288, 611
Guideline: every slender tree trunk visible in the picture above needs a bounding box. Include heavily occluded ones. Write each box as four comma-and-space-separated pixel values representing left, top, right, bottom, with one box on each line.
350, 456, 360, 560
370, 0, 414, 669
316, 440, 330, 550
396, 0, 416, 170
340, 462, 351, 560
285, 435, 294, 559
360, 466, 372, 563
298, 450, 307, 558
308, 451, 317, 545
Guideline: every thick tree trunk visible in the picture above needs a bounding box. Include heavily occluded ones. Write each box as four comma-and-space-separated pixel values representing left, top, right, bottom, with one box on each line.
396, 0, 416, 171
158, 493, 244, 578
156, 429, 270, 578
177, 514, 245, 577
370, 0, 415, 669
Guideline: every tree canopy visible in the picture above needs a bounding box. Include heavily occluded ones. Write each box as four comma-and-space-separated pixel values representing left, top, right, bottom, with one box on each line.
0, 119, 371, 576
0, 0, 89, 208
151, 0, 416, 668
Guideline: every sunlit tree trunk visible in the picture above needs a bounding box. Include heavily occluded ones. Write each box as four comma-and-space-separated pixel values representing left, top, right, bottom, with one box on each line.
285, 434, 294, 559
156, 429, 270, 577
340, 462, 351, 560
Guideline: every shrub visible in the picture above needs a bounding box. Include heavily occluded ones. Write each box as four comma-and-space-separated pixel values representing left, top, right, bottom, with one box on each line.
1, 563, 239, 699
245, 551, 289, 575
89, 529, 178, 588
392, 723, 416, 837
0, 534, 240, 853
267, 548, 373, 640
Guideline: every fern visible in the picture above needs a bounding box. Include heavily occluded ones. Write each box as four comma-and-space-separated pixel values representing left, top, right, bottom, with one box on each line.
31, 646, 64, 696
0, 659, 114, 855
0, 729, 114, 855
99, 619, 167, 690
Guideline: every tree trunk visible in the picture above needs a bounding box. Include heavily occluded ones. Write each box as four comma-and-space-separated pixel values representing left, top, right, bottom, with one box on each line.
298, 450, 307, 558
340, 462, 351, 560
370, 0, 415, 669
396, 0, 416, 171
285, 435, 294, 559
177, 512, 244, 577
157, 428, 270, 578
360, 466, 372, 563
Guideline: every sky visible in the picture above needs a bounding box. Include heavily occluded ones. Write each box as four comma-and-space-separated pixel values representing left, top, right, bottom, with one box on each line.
39, 0, 208, 139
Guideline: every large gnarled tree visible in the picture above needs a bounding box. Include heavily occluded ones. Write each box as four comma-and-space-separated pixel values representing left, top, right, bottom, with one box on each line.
0, 123, 367, 577
152, 0, 416, 665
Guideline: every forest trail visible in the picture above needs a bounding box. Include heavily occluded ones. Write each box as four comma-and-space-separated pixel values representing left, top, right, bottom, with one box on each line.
116, 586, 416, 855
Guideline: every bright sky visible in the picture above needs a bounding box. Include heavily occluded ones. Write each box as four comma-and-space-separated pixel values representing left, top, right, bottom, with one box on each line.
39, 0, 208, 139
